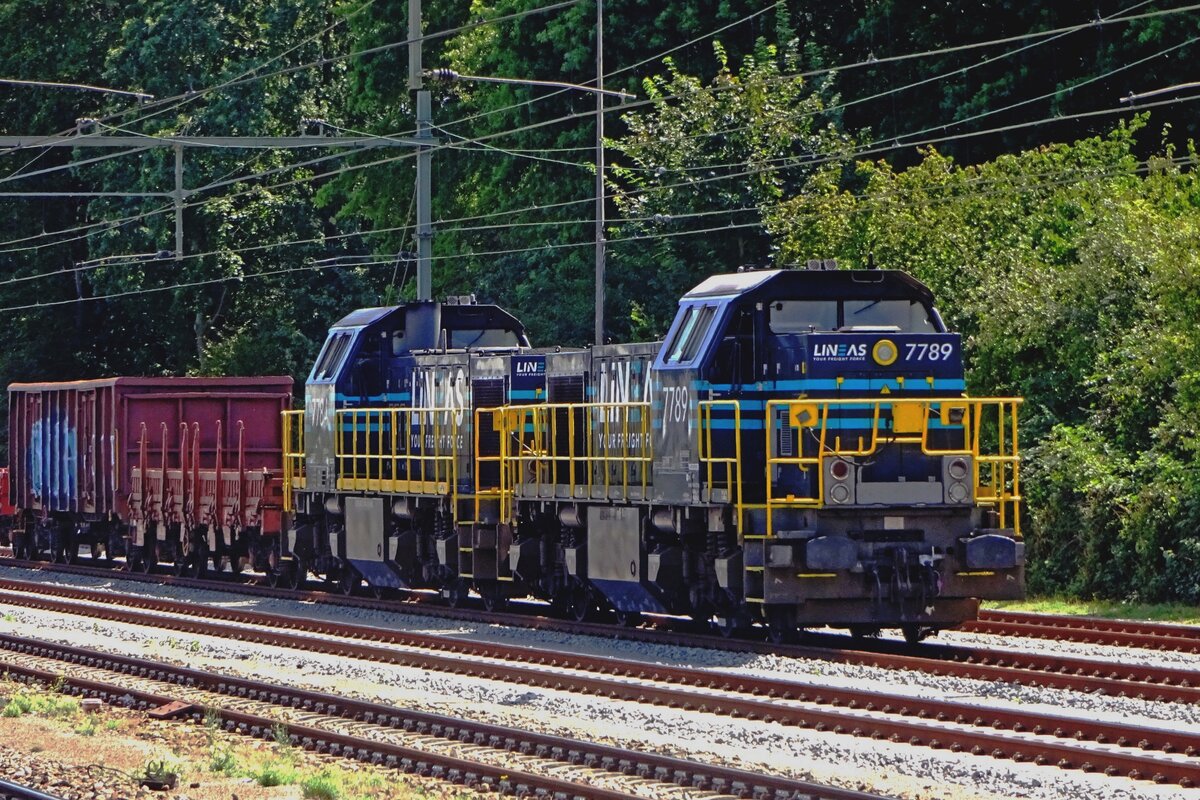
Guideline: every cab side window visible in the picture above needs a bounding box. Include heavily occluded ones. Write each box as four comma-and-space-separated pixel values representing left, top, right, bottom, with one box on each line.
709, 307, 756, 387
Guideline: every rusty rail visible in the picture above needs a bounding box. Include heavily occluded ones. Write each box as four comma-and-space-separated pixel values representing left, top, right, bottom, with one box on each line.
1, 581, 1199, 786
0, 633, 880, 800
968, 610, 1200, 653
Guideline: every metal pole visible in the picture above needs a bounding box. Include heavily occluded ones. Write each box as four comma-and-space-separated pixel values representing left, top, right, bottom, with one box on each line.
408, 0, 422, 92
594, 0, 605, 345
410, 0, 432, 301
174, 143, 184, 260
416, 91, 432, 301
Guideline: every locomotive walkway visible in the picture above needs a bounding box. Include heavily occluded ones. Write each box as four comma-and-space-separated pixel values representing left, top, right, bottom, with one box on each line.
1, 576, 1199, 787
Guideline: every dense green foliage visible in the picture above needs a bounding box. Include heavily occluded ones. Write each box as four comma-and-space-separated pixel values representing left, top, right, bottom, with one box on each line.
1, 1, 1200, 600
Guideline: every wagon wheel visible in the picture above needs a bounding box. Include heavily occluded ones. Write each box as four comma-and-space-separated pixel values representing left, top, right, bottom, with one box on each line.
849, 625, 881, 641
765, 605, 798, 645
89, 542, 110, 566
137, 544, 158, 574
188, 540, 209, 580
712, 614, 744, 639
171, 547, 188, 576
567, 581, 595, 622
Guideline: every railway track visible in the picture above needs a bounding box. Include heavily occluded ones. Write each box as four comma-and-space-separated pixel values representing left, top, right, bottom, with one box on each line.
2, 578, 1200, 787
0, 781, 66, 800
968, 609, 1200, 653
0, 633, 881, 800
2, 561, 1200, 705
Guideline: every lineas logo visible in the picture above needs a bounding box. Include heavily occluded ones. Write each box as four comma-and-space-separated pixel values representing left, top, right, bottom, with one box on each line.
812, 343, 867, 359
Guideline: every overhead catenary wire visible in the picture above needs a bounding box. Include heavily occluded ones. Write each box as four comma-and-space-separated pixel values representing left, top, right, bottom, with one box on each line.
5, 136, 1188, 316
0, 1, 1190, 274
2, 134, 1189, 310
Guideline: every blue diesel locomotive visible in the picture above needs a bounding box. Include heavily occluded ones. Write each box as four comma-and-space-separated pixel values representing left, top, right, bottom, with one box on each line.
279, 263, 1024, 642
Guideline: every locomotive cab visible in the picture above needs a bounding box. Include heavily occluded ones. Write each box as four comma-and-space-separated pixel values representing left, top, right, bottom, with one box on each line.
287, 298, 530, 593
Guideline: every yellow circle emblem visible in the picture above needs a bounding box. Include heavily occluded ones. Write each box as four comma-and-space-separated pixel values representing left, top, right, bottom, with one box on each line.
872, 339, 898, 366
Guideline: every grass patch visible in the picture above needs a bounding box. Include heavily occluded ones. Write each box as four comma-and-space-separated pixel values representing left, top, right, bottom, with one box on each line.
301, 770, 345, 800
0, 691, 80, 719
74, 713, 98, 736
986, 597, 1200, 624
250, 758, 299, 787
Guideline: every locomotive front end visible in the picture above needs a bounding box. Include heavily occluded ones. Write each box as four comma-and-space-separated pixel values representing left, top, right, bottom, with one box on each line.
685, 265, 1024, 641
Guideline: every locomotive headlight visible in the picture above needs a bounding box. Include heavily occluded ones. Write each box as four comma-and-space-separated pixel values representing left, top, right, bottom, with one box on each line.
830, 459, 851, 481
830, 483, 852, 504
872, 339, 898, 366
948, 457, 969, 481
947, 482, 969, 503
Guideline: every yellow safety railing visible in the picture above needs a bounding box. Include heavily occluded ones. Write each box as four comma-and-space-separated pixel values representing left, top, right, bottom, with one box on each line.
281, 409, 305, 513
764, 396, 1022, 538
335, 406, 461, 498
492, 401, 652, 521
697, 399, 743, 530
472, 405, 508, 525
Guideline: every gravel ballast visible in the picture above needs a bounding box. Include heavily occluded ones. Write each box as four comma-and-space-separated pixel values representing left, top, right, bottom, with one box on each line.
1, 565, 1198, 800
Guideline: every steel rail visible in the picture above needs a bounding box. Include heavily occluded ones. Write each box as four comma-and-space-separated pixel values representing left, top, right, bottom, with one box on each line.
0, 633, 882, 800
0, 658, 647, 800
3, 567, 1200, 704
3, 560, 1200, 703
0, 780, 68, 800
969, 610, 1200, 653
1, 582, 1199, 785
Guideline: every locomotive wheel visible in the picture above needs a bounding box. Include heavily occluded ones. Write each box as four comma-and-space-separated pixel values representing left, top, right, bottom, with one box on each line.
765, 606, 798, 645
12, 534, 29, 560
901, 624, 926, 645
479, 581, 507, 613
614, 609, 641, 628
339, 567, 361, 596
287, 561, 307, 590
443, 579, 469, 608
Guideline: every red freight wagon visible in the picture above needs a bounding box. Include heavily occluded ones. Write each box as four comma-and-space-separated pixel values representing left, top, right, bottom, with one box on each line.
7, 376, 292, 574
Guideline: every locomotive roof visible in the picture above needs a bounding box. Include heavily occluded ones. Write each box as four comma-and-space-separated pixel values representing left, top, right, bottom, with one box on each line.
331, 300, 526, 333
683, 269, 936, 304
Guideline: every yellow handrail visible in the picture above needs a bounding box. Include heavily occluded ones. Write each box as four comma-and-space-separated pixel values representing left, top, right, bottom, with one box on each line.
281, 409, 305, 512
492, 401, 652, 523
697, 399, 743, 532
334, 407, 462, 499
764, 396, 1022, 538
